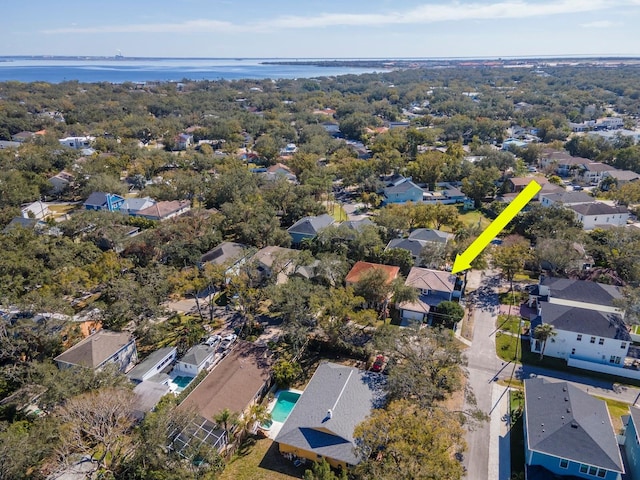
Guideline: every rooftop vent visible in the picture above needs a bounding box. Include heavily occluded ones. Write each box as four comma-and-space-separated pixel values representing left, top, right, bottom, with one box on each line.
571, 422, 579, 429
327, 409, 333, 419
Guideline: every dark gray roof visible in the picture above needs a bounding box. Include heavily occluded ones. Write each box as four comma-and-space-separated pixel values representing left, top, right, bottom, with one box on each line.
540, 191, 595, 205
84, 191, 109, 207
200, 241, 247, 265
127, 346, 176, 381
342, 218, 375, 232
386, 238, 427, 257
408, 228, 454, 243
275, 362, 386, 465
288, 214, 335, 235
538, 302, 630, 341
179, 344, 215, 367
3, 217, 44, 232
524, 378, 624, 472
569, 203, 628, 216
383, 179, 422, 194
540, 277, 623, 306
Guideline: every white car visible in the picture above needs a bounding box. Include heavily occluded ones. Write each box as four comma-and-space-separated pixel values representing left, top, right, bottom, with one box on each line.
220, 334, 238, 350
205, 334, 221, 348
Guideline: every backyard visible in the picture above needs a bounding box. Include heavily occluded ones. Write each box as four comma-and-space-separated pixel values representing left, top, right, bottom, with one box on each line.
219, 438, 305, 480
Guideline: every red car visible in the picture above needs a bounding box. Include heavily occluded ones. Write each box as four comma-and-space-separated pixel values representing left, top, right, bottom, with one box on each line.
372, 355, 387, 372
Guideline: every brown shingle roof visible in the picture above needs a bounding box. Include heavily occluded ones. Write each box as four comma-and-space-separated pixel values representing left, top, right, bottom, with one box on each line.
345, 261, 400, 285
405, 267, 456, 293
178, 341, 273, 422
54, 330, 133, 369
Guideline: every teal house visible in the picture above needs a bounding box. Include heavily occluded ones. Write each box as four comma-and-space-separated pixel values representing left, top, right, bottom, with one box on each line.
524, 378, 624, 480
287, 213, 335, 245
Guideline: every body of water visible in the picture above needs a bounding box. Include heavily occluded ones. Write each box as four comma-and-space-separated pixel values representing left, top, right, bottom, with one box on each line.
0, 58, 381, 83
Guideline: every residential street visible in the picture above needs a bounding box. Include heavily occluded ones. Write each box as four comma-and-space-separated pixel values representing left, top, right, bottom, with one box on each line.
462, 269, 504, 480
461, 269, 640, 480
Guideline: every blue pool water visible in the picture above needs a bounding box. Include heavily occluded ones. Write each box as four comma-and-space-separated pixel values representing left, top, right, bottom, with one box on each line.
173, 375, 194, 390
271, 391, 301, 423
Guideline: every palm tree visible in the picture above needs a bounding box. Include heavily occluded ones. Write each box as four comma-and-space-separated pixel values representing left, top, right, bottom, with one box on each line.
244, 403, 271, 435
533, 323, 557, 360
214, 408, 238, 438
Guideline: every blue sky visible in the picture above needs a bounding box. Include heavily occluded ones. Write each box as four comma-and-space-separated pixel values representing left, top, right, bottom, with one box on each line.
3, 0, 640, 58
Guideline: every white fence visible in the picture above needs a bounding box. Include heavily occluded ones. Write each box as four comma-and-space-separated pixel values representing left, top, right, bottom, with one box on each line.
568, 358, 640, 380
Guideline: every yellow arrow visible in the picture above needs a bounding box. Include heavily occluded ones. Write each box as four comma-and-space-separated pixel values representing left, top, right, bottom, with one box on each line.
451, 180, 542, 274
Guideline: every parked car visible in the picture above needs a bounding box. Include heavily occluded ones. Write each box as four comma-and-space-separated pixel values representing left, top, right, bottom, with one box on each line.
220, 334, 238, 350
572, 185, 584, 191
371, 354, 387, 373
205, 334, 221, 348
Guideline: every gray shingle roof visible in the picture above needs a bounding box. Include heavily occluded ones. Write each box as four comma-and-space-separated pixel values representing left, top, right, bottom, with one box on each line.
538, 302, 630, 341
84, 191, 109, 207
540, 191, 595, 205
127, 346, 176, 381
275, 362, 386, 465
405, 267, 457, 293
383, 179, 422, 194
569, 203, 628, 216
342, 218, 375, 232
179, 344, 215, 367
540, 277, 623, 307
288, 214, 335, 235
408, 228, 454, 243
54, 330, 134, 369
524, 378, 624, 472
386, 238, 427, 257
630, 406, 640, 445
200, 241, 247, 265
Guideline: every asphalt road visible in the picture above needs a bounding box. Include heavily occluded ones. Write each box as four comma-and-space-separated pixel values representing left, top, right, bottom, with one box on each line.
463, 271, 503, 480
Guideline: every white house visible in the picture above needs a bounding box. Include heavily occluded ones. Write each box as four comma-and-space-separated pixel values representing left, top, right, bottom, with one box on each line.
127, 346, 177, 383
580, 162, 618, 185
173, 344, 216, 376
530, 302, 631, 367
568, 203, 629, 230
539, 191, 595, 208
21, 201, 50, 220
59, 136, 95, 150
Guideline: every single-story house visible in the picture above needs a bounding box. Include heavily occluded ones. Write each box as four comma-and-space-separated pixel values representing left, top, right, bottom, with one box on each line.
275, 362, 386, 470
398, 267, 460, 324
408, 228, 454, 244
178, 341, 273, 423
59, 136, 95, 150
200, 241, 248, 281
11, 131, 35, 142
602, 169, 640, 186
2, 217, 47, 233
84, 192, 126, 212
54, 330, 138, 373
568, 203, 629, 230
134, 200, 191, 221
21, 201, 51, 220
121, 197, 156, 215
263, 163, 297, 182
175, 133, 193, 150
173, 344, 217, 376
127, 346, 177, 383
524, 377, 624, 480
288, 213, 335, 244
132, 381, 171, 420
48, 170, 75, 194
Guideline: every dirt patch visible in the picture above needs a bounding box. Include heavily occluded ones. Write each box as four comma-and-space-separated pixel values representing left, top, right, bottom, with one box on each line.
461, 307, 475, 341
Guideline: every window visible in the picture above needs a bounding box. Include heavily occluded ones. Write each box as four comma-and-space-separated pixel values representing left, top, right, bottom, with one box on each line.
580, 464, 589, 473
590, 336, 596, 344
571, 348, 576, 355
597, 469, 606, 478
589, 466, 597, 475
559, 459, 569, 469
598, 338, 604, 345
577, 334, 582, 341
610, 356, 616, 364
622, 342, 628, 349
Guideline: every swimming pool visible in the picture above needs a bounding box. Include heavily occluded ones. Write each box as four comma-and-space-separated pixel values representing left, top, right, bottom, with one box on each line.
172, 375, 194, 392
271, 390, 301, 423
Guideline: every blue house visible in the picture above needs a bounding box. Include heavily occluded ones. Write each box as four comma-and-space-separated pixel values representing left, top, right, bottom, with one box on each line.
624, 406, 640, 480
287, 213, 335, 244
383, 179, 424, 204
524, 378, 624, 480
84, 192, 126, 212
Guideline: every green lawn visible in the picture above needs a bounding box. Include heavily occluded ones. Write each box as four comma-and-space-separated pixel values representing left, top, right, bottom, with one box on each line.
496, 315, 529, 336
595, 396, 630, 433
457, 208, 491, 229
48, 203, 79, 216
220, 438, 305, 480
496, 332, 521, 363
498, 291, 528, 306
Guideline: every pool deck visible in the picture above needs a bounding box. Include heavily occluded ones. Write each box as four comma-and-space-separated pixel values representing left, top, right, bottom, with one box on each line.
263, 388, 304, 439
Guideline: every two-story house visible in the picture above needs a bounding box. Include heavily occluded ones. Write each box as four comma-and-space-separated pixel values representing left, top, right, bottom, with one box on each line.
382, 178, 424, 204
173, 344, 216, 376
84, 192, 126, 212
397, 267, 462, 324
568, 203, 629, 230
524, 377, 624, 480
287, 214, 335, 244
54, 330, 138, 373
